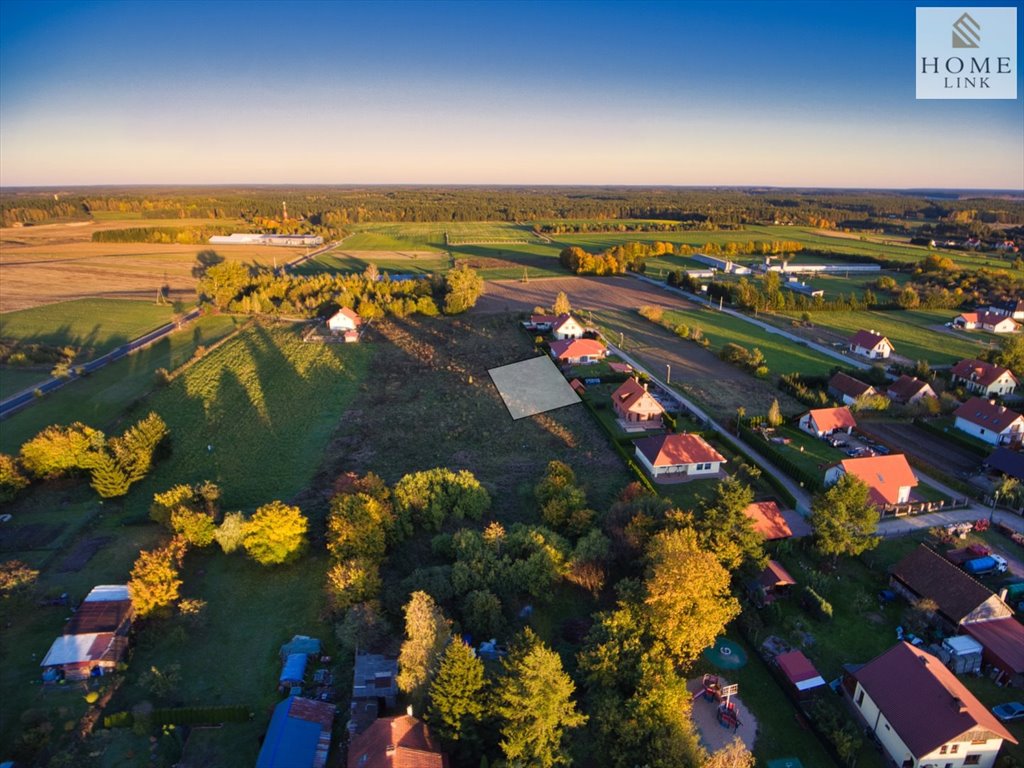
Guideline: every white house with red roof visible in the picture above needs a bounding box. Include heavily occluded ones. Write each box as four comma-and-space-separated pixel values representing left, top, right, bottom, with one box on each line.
743, 501, 792, 540
548, 338, 607, 365
850, 643, 1016, 768
633, 433, 726, 481
327, 307, 361, 333
798, 406, 857, 438
849, 329, 894, 359
886, 375, 937, 405
828, 372, 877, 406
611, 378, 665, 424
953, 397, 1024, 446
824, 454, 918, 507
953, 311, 1020, 334
951, 359, 1019, 397
551, 314, 586, 340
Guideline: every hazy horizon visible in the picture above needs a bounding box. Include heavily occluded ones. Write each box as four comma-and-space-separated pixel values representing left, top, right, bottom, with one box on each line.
2, 0, 1022, 189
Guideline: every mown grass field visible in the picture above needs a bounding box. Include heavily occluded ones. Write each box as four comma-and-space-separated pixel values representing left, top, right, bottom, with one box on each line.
659, 307, 840, 377
0, 315, 244, 453
0, 298, 174, 359
343, 221, 539, 250
774, 308, 994, 365
0, 367, 49, 400
295, 249, 449, 276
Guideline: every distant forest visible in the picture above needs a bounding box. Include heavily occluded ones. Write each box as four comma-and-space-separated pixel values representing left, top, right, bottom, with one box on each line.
2, 186, 1022, 234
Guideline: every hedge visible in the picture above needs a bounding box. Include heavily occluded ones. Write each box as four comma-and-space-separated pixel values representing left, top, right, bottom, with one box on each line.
579, 395, 657, 495
713, 431, 798, 509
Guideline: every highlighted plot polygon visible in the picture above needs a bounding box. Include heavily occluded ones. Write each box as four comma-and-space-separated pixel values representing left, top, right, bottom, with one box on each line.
488, 355, 581, 420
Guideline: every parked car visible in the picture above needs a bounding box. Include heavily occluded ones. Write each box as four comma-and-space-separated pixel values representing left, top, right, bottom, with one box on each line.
993, 702, 1024, 722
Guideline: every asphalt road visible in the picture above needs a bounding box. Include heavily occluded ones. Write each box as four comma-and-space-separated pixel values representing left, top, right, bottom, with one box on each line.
0, 306, 202, 420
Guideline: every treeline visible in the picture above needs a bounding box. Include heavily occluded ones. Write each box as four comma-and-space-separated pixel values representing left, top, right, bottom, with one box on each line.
195, 260, 482, 317
4, 186, 1020, 228
92, 226, 238, 245
534, 218, 717, 234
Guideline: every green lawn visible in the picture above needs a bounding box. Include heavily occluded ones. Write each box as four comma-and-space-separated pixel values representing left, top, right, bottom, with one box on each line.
0, 367, 49, 400
777, 308, 993, 365
0, 315, 243, 454
757, 424, 846, 478
0, 299, 175, 361
658, 307, 839, 377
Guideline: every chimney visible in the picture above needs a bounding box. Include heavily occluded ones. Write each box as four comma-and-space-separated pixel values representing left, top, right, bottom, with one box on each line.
999, 587, 1009, 602
406, 704, 414, 717
953, 697, 968, 714
643, 382, 648, 392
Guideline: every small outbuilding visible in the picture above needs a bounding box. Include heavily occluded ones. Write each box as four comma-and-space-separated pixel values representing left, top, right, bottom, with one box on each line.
940, 635, 983, 675
964, 617, 1024, 688
742, 501, 792, 540
280, 652, 308, 690
774, 650, 826, 699
327, 307, 361, 334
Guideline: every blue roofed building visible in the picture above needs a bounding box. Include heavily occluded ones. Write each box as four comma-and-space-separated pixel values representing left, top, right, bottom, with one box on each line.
256, 696, 336, 768
280, 652, 308, 690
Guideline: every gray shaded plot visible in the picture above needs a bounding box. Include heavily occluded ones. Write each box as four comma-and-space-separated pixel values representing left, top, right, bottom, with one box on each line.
488, 355, 581, 420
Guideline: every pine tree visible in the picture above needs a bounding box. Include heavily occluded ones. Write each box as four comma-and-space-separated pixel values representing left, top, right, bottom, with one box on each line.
766, 399, 783, 427
494, 628, 586, 768
810, 473, 880, 564
427, 637, 486, 747
552, 291, 571, 315
397, 591, 452, 709
89, 451, 131, 499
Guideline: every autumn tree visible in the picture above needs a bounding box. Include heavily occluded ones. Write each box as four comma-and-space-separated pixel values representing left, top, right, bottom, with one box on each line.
994, 334, 1024, 379
397, 591, 452, 710
19, 423, 104, 479
811, 473, 880, 564
170, 507, 216, 547
197, 260, 252, 308
0, 454, 30, 503
704, 737, 755, 768
241, 501, 308, 565
766, 399, 783, 427
393, 468, 490, 533
128, 538, 187, 617
88, 451, 131, 499
643, 528, 740, 667
552, 291, 572, 316
327, 488, 395, 561
494, 627, 586, 768
0, 559, 39, 595
695, 478, 765, 572
443, 263, 484, 314
326, 559, 382, 612
108, 412, 168, 483
427, 637, 486, 750
214, 511, 246, 553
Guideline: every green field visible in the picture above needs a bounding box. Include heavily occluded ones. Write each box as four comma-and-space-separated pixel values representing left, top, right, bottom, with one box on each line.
659, 307, 839, 377
343, 221, 539, 250
294, 250, 450, 276
450, 241, 566, 279
0, 367, 49, 400
0, 315, 243, 453
0, 299, 175, 360
774, 308, 993, 365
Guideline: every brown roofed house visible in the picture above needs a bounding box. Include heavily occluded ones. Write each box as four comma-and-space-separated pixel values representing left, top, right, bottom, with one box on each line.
950, 359, 1019, 397
828, 372, 877, 406
848, 330, 894, 359
953, 397, 1024, 447
851, 642, 1016, 768
888, 545, 1012, 632
886, 375, 937, 405
611, 377, 665, 424
798, 406, 857, 437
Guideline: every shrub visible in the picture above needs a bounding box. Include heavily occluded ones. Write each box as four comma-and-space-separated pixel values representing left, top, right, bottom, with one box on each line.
214, 511, 247, 553
802, 586, 833, 621
241, 501, 308, 565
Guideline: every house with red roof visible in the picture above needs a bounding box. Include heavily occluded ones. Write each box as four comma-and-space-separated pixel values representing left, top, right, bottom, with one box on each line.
886, 375, 937, 405
775, 650, 826, 699
611, 377, 665, 424
951, 359, 1019, 398
743, 501, 792, 540
824, 454, 918, 508
798, 406, 857, 438
551, 314, 586, 340
850, 642, 1017, 768
953, 397, 1024, 446
848, 329, 894, 359
327, 307, 361, 334
347, 715, 449, 768
828, 372, 877, 406
633, 433, 726, 481
750, 560, 797, 606
963, 617, 1024, 689
549, 338, 607, 365
953, 311, 1020, 334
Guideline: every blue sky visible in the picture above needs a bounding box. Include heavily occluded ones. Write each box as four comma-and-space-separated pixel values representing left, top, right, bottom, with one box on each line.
1, 0, 1021, 188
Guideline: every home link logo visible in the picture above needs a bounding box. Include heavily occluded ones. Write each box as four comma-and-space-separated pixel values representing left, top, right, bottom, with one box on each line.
916, 7, 1017, 99
951, 12, 980, 48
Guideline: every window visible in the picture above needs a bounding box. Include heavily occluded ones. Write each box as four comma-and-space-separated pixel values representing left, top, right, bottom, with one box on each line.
964, 756, 980, 766
940, 747, 948, 755
950, 746, 959, 754
856, 690, 864, 706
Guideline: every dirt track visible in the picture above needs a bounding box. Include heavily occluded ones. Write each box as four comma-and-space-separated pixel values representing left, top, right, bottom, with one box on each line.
856, 420, 983, 475
475, 276, 805, 419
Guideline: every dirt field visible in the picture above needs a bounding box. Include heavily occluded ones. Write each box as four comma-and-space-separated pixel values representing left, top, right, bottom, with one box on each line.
856, 420, 983, 476
475, 276, 805, 419
0, 220, 302, 311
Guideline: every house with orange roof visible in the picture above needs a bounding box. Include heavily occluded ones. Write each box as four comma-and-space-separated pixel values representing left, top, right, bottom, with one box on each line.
824, 454, 918, 508
951, 359, 1019, 398
327, 307, 361, 333
551, 314, 586, 340
549, 338, 607, 365
743, 501, 793, 540
849, 642, 1017, 768
633, 433, 726, 481
954, 397, 1024, 446
885, 375, 937, 405
953, 311, 1020, 334
798, 406, 857, 438
611, 377, 665, 424
347, 715, 449, 768
848, 329, 894, 359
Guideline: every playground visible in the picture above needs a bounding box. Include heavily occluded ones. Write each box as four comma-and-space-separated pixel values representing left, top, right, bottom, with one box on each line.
687, 673, 758, 753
